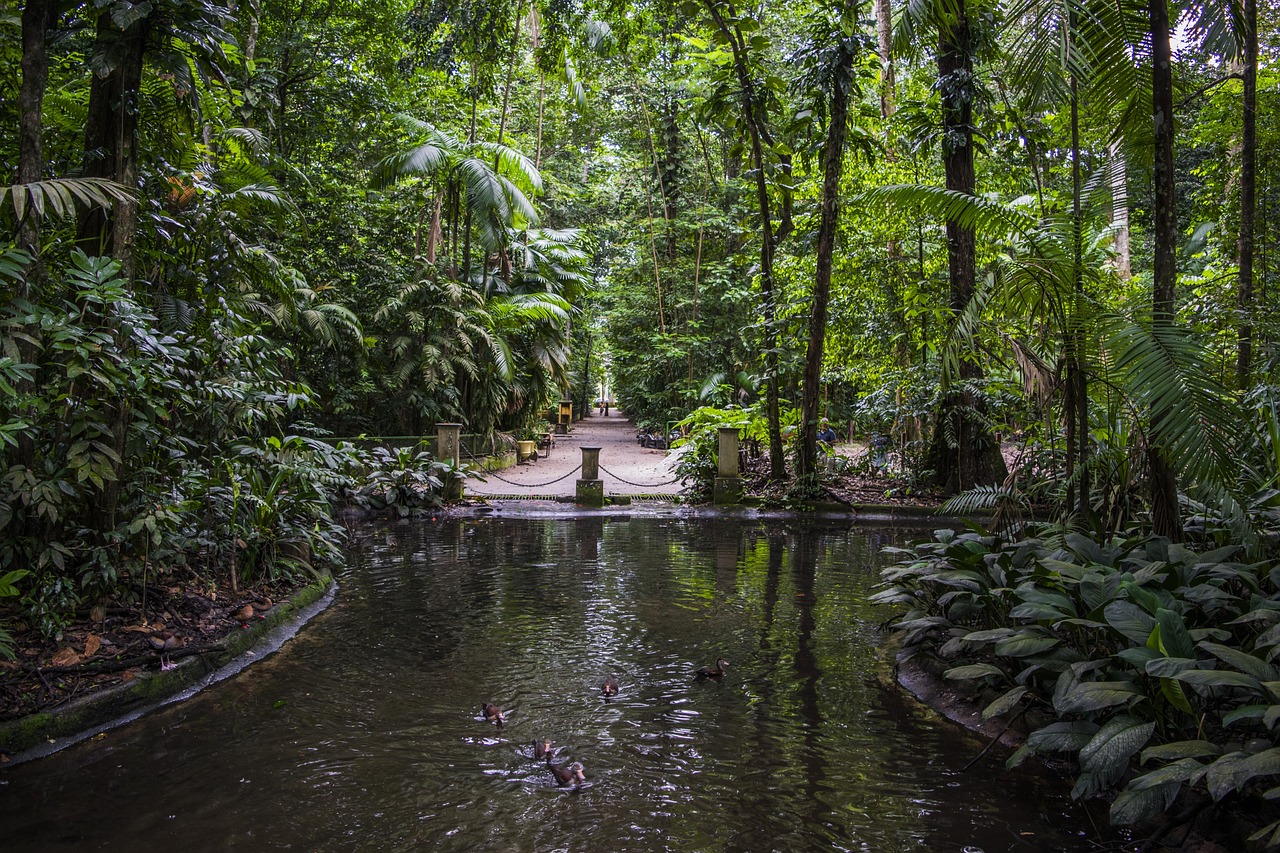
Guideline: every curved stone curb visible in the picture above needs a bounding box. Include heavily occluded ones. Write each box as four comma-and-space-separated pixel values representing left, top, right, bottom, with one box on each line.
0, 578, 336, 766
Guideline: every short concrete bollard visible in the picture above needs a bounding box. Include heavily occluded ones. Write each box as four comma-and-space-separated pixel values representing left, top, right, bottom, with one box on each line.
576, 446, 604, 507
436, 422, 463, 500
713, 426, 742, 505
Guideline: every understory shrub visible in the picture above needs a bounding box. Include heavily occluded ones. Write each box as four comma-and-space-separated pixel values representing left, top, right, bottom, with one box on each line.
876, 526, 1280, 843
0, 251, 454, 637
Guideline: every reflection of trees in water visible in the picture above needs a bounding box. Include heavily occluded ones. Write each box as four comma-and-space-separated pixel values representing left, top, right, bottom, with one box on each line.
792, 532, 827, 827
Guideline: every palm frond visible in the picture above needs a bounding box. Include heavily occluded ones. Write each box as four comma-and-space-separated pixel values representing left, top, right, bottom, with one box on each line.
1100, 312, 1247, 524
2, 178, 133, 223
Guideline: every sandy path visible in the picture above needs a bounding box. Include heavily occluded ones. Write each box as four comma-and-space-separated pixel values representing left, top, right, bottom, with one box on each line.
464, 410, 685, 498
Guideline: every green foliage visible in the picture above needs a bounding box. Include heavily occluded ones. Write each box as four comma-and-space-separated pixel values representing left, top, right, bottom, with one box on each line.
879, 525, 1280, 828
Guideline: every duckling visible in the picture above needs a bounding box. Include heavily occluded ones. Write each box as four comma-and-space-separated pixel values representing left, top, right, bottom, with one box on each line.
601, 675, 619, 698
481, 703, 505, 726
549, 760, 585, 787
532, 739, 553, 760
695, 658, 730, 679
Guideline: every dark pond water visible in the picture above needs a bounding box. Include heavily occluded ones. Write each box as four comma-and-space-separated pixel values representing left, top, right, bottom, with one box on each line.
1, 514, 1114, 851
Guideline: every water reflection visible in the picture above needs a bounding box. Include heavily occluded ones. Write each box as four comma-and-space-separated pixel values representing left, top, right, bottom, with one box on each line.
0, 516, 1113, 851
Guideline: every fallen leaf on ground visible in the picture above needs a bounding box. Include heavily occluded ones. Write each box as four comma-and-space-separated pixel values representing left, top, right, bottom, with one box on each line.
84, 634, 101, 657
50, 647, 80, 667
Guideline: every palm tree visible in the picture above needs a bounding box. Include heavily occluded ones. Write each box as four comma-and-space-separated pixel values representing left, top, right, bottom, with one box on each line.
373, 275, 497, 434
861, 184, 1248, 532
894, 0, 1008, 493
1000, 0, 1147, 518
370, 118, 542, 286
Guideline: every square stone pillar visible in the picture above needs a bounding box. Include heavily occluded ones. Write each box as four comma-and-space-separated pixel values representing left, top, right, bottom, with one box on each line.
576, 446, 604, 506
436, 422, 463, 500
714, 427, 742, 505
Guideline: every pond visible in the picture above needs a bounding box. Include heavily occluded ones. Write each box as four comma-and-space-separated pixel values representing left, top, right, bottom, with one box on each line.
1, 514, 1114, 851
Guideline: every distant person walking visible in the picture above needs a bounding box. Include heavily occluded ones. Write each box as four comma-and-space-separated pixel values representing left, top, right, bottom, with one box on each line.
817, 418, 838, 445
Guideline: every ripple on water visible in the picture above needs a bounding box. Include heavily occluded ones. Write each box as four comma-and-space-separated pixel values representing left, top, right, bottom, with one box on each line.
0, 517, 1119, 852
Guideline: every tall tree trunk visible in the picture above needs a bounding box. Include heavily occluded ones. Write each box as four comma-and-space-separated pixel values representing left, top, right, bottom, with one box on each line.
932, 0, 1007, 493
798, 51, 854, 483
702, 0, 785, 478
497, 5, 522, 146
1068, 72, 1089, 519
18, 0, 51, 282
1148, 0, 1181, 539
1109, 140, 1131, 279
1236, 0, 1257, 389
15, 0, 52, 481
76, 10, 150, 281
875, 0, 895, 121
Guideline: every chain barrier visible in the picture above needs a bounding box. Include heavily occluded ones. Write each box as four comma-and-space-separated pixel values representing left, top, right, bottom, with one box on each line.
475, 463, 584, 489
460, 441, 585, 488
597, 463, 685, 489
458, 439, 682, 491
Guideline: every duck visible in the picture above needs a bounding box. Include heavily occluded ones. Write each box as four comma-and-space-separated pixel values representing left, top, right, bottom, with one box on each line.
695, 658, 730, 679
601, 675, 619, 698
549, 759, 586, 787
532, 739, 553, 760
481, 703, 505, 726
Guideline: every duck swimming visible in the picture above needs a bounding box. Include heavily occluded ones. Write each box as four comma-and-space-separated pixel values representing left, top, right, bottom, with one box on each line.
532, 739, 553, 760
695, 658, 730, 679
481, 703, 505, 725
549, 760, 586, 787
601, 675, 619, 698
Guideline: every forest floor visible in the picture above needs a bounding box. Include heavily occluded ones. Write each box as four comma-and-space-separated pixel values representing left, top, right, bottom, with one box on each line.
0, 570, 302, 743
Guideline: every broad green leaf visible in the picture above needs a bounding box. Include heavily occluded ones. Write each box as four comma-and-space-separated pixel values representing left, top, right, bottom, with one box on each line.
1026, 720, 1100, 753
1223, 704, 1268, 727
1155, 609, 1196, 658
1229, 748, 1280, 792
1079, 716, 1155, 776
994, 634, 1061, 658
1173, 670, 1264, 692
1247, 820, 1280, 847
1206, 752, 1250, 801
1122, 580, 1163, 616
1104, 601, 1156, 644
944, 663, 1004, 681
1128, 757, 1206, 790
1110, 782, 1179, 826
982, 686, 1026, 720
961, 627, 1015, 644
1009, 602, 1073, 621
1144, 656, 1198, 677
1199, 641, 1280, 681
1161, 676, 1195, 714
1056, 681, 1143, 714
1142, 740, 1222, 763
1115, 647, 1163, 669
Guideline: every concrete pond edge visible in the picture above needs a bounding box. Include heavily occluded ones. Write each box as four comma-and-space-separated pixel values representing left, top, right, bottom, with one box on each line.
0, 578, 336, 766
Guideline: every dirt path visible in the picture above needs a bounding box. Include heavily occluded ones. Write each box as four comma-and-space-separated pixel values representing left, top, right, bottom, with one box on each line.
464, 410, 685, 498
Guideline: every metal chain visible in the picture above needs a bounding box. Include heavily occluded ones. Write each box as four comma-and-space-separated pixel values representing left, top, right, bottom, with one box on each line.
460, 441, 584, 489
597, 463, 685, 489
472, 463, 584, 489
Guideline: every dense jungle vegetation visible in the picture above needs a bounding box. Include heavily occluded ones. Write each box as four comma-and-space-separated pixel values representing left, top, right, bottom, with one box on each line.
3, 0, 1280, 837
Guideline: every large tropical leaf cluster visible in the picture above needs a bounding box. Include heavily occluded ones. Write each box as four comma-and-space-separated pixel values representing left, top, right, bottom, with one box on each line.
877, 525, 1280, 836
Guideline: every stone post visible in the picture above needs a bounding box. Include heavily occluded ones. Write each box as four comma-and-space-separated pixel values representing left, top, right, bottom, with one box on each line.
576, 445, 604, 506
713, 426, 742, 505
436, 422, 463, 500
